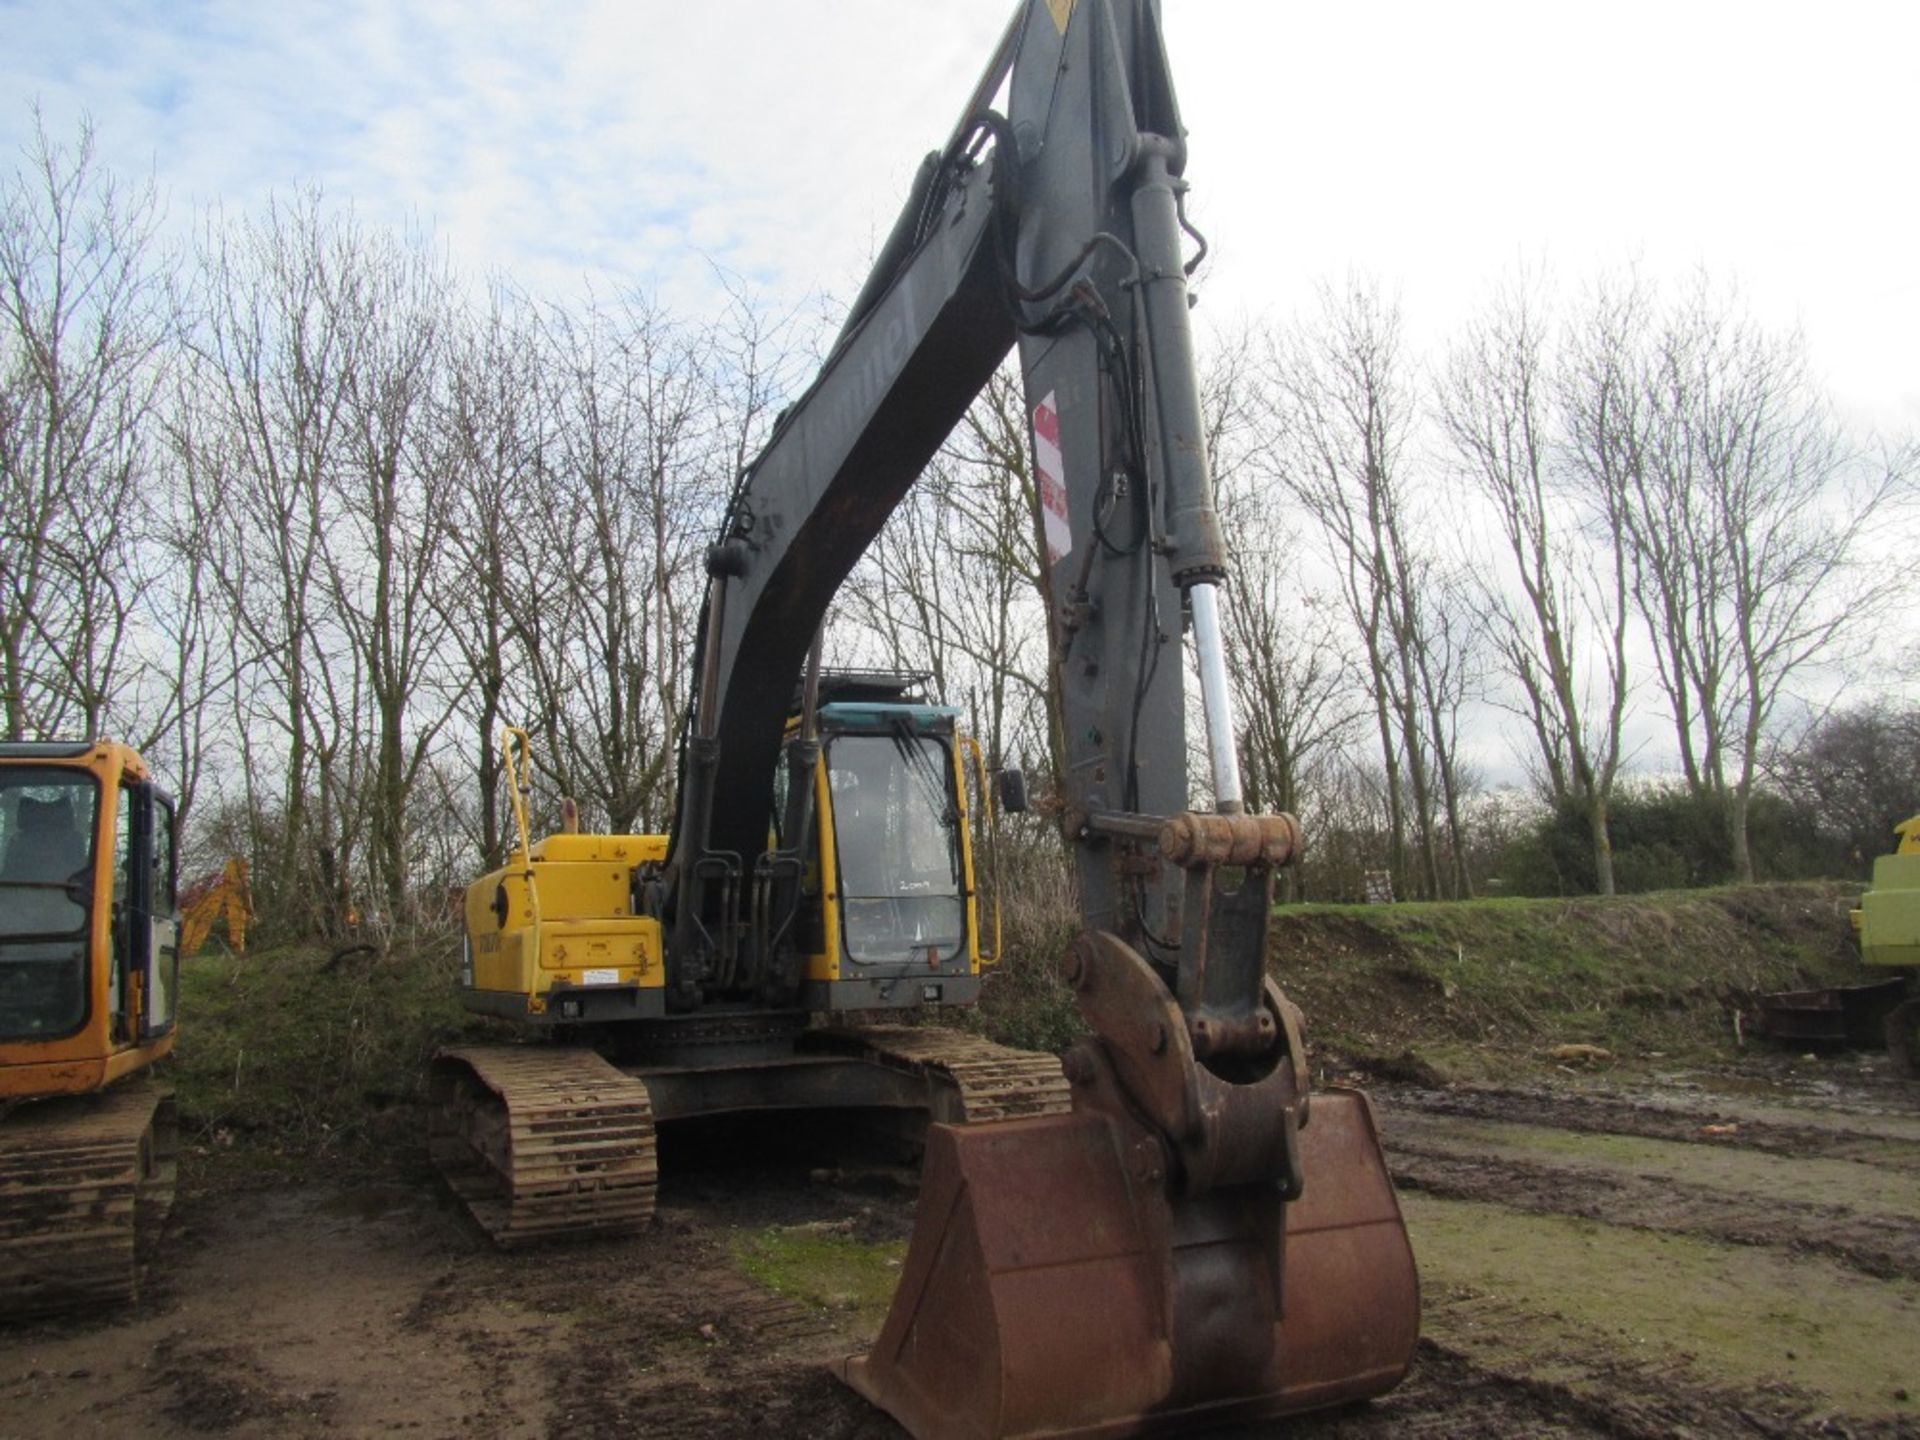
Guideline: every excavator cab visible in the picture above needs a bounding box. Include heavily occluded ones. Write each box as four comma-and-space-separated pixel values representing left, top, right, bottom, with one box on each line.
781, 670, 1003, 996
0, 740, 181, 1082
0, 782, 94, 1038
825, 724, 966, 967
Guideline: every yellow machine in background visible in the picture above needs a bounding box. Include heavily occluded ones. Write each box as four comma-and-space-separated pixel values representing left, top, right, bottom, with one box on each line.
434, 676, 1062, 1247
0, 740, 183, 1320
1857, 816, 1920, 1075
1850, 815, 1920, 945
1754, 815, 1920, 1076
180, 856, 251, 960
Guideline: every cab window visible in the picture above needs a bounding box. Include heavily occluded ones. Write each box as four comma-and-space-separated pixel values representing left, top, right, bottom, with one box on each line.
0, 768, 99, 1038
827, 733, 964, 967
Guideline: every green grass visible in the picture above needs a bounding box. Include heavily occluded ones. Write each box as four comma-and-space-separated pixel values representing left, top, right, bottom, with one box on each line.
1407, 1193, 1920, 1415
159, 882, 1872, 1172
729, 1223, 907, 1326
170, 935, 498, 1175
1272, 883, 1865, 1075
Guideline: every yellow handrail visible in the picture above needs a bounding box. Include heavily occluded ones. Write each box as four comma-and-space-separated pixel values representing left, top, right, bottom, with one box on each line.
502, 727, 540, 942
961, 734, 1001, 967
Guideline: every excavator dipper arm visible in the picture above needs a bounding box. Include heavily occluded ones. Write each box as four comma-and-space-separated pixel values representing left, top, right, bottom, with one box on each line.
655, 3, 1419, 1432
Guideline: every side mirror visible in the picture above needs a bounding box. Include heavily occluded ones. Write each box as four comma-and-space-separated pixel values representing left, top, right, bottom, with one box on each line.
996, 768, 1028, 816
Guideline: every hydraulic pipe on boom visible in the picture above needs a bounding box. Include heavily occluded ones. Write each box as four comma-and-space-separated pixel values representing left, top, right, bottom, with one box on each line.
636, 2, 1418, 1433
437, 4, 1417, 1431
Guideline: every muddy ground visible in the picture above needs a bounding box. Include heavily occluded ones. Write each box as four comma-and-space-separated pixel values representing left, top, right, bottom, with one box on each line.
3, 1056, 1917, 1439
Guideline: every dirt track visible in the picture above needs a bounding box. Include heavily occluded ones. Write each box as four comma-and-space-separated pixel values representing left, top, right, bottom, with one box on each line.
3, 1063, 1917, 1439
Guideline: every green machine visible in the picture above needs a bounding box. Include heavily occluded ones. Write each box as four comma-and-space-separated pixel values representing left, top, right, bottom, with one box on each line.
1857, 816, 1920, 1075
1749, 815, 1920, 1075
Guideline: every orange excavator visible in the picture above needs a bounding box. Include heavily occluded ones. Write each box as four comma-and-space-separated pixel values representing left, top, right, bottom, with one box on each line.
0, 740, 184, 1320
436, 2, 1418, 1433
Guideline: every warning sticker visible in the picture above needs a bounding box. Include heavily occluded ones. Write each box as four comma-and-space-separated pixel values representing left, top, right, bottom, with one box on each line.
1032, 391, 1072, 566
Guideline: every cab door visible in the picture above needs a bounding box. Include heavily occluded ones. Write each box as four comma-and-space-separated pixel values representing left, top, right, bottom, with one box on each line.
142, 793, 180, 1040
115, 779, 179, 1043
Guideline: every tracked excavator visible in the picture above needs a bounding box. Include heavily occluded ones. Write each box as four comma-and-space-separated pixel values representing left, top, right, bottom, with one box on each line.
1750, 816, 1920, 1075
437, 694, 1071, 1245
0, 740, 183, 1321
433, 1, 1418, 1434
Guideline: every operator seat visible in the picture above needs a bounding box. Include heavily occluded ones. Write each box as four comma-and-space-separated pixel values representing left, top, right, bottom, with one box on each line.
2, 795, 88, 883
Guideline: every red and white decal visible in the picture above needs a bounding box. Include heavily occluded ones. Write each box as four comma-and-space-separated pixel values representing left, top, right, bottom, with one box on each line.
1031, 391, 1072, 566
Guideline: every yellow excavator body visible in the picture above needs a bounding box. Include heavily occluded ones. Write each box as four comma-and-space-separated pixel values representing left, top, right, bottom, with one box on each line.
433, 707, 1062, 1250
458, 708, 1001, 1023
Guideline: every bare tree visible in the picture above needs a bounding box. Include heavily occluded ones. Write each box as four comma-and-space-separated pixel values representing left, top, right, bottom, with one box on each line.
530, 289, 719, 834
319, 216, 458, 918
1439, 271, 1631, 892
1579, 274, 1914, 880
0, 112, 171, 741
189, 190, 363, 933
1769, 700, 1920, 872
1257, 280, 1473, 898
139, 371, 231, 827
433, 281, 550, 868
1201, 326, 1364, 844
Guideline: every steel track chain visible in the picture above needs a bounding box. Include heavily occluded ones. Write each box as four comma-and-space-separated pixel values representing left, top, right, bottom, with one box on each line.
0, 1083, 176, 1321
429, 1028, 1066, 1249
429, 1046, 658, 1249
816, 1026, 1073, 1122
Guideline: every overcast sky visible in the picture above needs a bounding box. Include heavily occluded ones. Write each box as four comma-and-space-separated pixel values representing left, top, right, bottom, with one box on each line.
6, 0, 1915, 785
5, 0, 1915, 433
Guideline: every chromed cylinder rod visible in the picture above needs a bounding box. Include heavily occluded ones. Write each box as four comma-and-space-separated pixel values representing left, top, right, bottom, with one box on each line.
1188, 582, 1245, 814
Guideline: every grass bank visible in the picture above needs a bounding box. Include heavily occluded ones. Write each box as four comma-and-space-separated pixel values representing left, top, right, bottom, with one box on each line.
163, 881, 1869, 1172
1270, 882, 1864, 1080
170, 935, 499, 1179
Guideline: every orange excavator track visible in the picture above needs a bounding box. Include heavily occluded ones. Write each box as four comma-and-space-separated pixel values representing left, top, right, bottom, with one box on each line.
0, 1083, 177, 1322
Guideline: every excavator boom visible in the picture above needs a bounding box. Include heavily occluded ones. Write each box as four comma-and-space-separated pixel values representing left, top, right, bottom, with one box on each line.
442, 3, 1418, 1430
634, 1, 1421, 1433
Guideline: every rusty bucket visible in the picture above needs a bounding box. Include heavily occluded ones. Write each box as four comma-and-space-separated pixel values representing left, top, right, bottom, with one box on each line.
834, 1086, 1417, 1439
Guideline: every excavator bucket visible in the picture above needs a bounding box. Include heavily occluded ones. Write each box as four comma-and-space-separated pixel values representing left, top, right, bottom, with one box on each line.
836, 1086, 1418, 1439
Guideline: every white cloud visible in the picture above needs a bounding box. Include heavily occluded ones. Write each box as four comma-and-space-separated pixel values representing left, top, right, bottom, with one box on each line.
6, 0, 1913, 435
